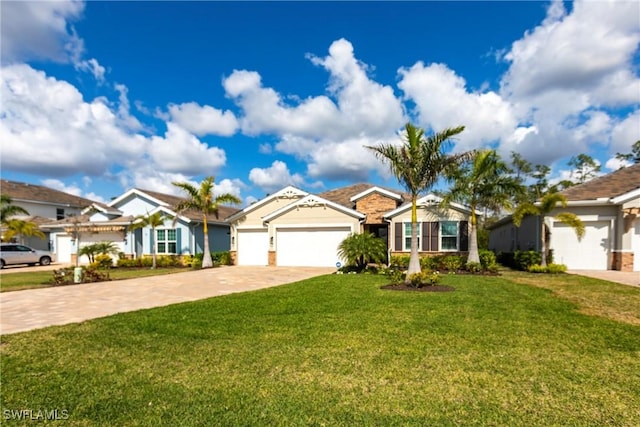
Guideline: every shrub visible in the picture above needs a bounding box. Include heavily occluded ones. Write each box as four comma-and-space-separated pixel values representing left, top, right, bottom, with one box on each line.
390, 255, 410, 269
514, 251, 542, 271
52, 266, 110, 285
527, 263, 567, 274
420, 256, 439, 270
465, 262, 482, 273
212, 251, 233, 266
406, 270, 441, 287
440, 255, 464, 272
91, 254, 113, 270
385, 268, 405, 285
338, 233, 387, 273
479, 249, 497, 269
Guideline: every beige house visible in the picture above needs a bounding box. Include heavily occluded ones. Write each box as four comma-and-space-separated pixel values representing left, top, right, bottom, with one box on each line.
228, 184, 472, 267
488, 163, 640, 272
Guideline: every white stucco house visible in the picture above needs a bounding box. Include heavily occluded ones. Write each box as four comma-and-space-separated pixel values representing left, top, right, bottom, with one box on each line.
488, 163, 640, 272
228, 184, 472, 267
41, 188, 239, 265
1, 179, 95, 251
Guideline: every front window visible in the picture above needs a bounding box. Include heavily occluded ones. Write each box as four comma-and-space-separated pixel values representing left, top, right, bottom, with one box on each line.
441, 221, 458, 251
56, 208, 65, 220
156, 229, 177, 254
403, 222, 421, 251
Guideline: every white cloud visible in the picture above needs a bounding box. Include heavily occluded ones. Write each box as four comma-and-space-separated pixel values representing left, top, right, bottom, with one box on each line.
40, 178, 106, 203
167, 102, 238, 136
0, 0, 85, 64
148, 123, 226, 175
610, 111, 640, 155
114, 83, 145, 132
398, 62, 518, 151
249, 160, 306, 193
0, 64, 229, 192
605, 156, 632, 171
75, 58, 106, 84
213, 178, 246, 199
501, 0, 640, 107
224, 38, 405, 183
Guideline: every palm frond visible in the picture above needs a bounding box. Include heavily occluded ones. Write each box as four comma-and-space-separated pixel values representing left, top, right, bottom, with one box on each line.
513, 203, 539, 226
555, 212, 585, 240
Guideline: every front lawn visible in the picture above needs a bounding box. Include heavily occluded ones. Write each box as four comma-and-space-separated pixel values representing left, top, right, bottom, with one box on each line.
0, 268, 189, 292
1, 273, 639, 425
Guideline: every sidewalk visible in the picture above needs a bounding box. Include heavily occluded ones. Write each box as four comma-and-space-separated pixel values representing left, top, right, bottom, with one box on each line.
0, 266, 334, 335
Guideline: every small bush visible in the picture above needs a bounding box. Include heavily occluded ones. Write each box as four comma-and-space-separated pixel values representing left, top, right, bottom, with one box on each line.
91, 254, 113, 270
212, 251, 233, 266
52, 266, 110, 285
390, 255, 410, 269
479, 250, 497, 270
385, 268, 405, 285
527, 263, 567, 274
420, 256, 439, 270
440, 255, 464, 272
465, 262, 482, 273
406, 270, 441, 287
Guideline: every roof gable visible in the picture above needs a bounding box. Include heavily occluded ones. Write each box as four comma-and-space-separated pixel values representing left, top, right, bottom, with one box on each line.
262, 194, 366, 222
350, 186, 402, 202
227, 186, 308, 222
319, 183, 408, 208
384, 193, 474, 218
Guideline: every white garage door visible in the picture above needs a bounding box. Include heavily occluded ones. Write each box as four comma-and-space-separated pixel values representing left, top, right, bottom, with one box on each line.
552, 221, 610, 270
634, 219, 640, 272
276, 227, 351, 267
237, 230, 269, 266
56, 235, 72, 264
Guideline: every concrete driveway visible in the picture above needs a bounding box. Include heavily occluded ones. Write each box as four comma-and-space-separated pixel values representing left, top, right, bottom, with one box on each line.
0, 266, 334, 335
567, 270, 640, 287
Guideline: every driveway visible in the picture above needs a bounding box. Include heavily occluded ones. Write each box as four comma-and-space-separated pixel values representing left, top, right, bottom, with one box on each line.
0, 266, 334, 335
567, 270, 640, 287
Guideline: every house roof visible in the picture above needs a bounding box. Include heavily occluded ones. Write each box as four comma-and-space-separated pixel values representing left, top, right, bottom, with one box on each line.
135, 188, 241, 223
226, 186, 308, 222
319, 183, 408, 208
1, 180, 95, 208
560, 163, 640, 202
262, 194, 366, 222
384, 193, 475, 218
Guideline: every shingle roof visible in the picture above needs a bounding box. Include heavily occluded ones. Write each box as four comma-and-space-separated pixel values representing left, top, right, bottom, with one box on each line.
1, 180, 95, 207
319, 183, 409, 208
135, 188, 241, 223
560, 163, 640, 201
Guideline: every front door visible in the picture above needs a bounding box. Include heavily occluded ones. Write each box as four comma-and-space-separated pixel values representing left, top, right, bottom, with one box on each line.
365, 224, 389, 263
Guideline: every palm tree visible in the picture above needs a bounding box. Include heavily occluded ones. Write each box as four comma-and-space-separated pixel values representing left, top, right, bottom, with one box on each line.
338, 232, 387, 272
129, 212, 166, 269
2, 219, 45, 244
367, 123, 471, 277
513, 192, 585, 266
442, 149, 524, 265
1, 195, 29, 225
172, 177, 241, 269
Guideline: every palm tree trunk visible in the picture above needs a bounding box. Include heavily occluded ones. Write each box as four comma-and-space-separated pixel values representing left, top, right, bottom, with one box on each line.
467, 211, 480, 264
407, 195, 421, 279
202, 216, 213, 268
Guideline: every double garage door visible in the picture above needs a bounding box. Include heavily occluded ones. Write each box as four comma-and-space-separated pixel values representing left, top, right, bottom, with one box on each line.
552, 221, 610, 270
236, 227, 350, 267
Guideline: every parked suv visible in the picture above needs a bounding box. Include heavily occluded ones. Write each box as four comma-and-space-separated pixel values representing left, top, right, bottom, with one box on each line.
0, 244, 55, 268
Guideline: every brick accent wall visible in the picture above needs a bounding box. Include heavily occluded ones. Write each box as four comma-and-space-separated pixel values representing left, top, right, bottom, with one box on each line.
268, 251, 276, 266
230, 251, 237, 265
612, 251, 634, 272
356, 193, 398, 224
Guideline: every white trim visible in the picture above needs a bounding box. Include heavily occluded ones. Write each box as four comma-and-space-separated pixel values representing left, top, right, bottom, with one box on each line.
81, 203, 122, 215
384, 193, 475, 218
226, 185, 308, 222
273, 223, 356, 231
350, 186, 402, 202
263, 194, 365, 222
235, 226, 268, 231
563, 200, 613, 207
611, 188, 640, 205
108, 189, 170, 208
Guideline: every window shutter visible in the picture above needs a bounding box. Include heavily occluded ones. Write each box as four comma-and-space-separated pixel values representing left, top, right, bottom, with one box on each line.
421, 222, 429, 251
394, 223, 402, 251
176, 228, 182, 255
430, 222, 439, 252
149, 229, 154, 255
459, 221, 469, 251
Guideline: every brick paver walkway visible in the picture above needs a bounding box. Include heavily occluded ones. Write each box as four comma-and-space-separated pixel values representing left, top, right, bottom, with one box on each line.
0, 266, 334, 335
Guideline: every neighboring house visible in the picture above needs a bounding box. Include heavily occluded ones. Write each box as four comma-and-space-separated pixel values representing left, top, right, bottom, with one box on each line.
488, 163, 640, 272
228, 184, 472, 267
41, 188, 239, 265
0, 180, 95, 251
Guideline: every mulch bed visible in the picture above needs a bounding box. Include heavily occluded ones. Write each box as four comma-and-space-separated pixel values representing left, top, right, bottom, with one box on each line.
380, 284, 455, 292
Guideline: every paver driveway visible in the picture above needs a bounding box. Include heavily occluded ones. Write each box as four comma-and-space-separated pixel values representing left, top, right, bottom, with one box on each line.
0, 266, 334, 335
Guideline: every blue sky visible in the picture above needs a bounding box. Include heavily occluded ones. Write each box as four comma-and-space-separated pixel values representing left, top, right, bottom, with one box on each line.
1, 1, 639, 206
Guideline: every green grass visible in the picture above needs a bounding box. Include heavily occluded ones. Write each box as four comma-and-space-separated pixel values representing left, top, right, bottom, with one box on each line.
1, 273, 639, 426
0, 268, 189, 292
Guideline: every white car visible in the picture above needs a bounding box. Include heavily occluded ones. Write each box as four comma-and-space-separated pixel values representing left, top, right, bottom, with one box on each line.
0, 244, 55, 268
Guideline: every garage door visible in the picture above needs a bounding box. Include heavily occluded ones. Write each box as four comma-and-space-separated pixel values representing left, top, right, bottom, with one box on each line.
237, 230, 269, 266
276, 227, 351, 267
552, 221, 610, 270
56, 235, 72, 264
